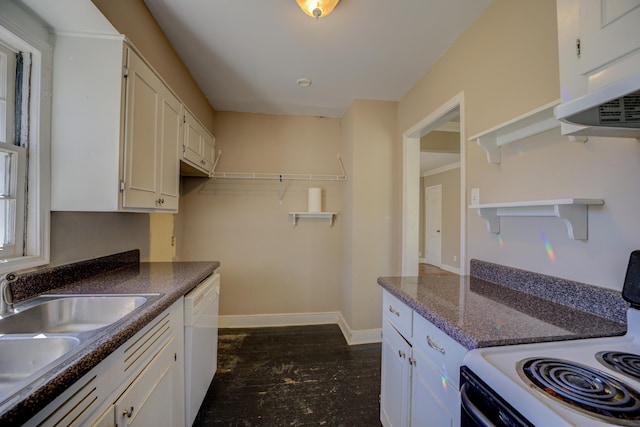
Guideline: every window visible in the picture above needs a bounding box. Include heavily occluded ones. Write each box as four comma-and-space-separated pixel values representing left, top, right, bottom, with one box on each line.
0, 2, 52, 272
0, 43, 26, 259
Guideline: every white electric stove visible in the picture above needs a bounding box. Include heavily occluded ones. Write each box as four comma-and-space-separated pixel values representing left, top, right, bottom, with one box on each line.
463, 308, 640, 426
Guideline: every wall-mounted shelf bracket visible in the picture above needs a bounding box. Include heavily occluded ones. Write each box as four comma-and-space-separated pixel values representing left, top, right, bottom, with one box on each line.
469, 100, 563, 164
289, 212, 337, 227
470, 198, 604, 240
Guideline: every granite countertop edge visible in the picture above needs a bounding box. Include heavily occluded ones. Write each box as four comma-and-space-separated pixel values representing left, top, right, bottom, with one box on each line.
0, 259, 219, 425
377, 276, 627, 351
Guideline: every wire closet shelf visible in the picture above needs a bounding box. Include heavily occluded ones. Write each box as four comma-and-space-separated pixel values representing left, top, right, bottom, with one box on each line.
211, 154, 347, 182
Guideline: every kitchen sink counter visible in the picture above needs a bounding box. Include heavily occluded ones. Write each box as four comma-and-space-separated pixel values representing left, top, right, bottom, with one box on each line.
0, 250, 218, 425
378, 265, 628, 351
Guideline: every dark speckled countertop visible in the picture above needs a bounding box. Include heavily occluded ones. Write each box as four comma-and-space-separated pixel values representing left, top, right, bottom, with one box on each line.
0, 252, 218, 425
378, 272, 627, 351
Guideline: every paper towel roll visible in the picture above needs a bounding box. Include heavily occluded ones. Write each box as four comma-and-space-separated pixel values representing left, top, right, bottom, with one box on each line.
308, 188, 322, 212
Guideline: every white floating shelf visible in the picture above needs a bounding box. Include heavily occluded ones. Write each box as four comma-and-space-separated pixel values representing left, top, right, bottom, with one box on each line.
289, 212, 337, 227
469, 199, 604, 240
469, 100, 561, 164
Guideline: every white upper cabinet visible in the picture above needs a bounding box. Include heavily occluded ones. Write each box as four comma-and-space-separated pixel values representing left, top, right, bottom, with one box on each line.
51, 35, 181, 212
181, 108, 216, 177
557, 0, 640, 101
122, 50, 181, 211
578, 0, 640, 85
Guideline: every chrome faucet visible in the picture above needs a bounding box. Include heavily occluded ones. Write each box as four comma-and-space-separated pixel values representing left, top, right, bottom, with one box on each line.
0, 272, 17, 315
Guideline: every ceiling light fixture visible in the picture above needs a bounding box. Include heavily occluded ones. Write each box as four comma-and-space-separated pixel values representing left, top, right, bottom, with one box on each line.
297, 78, 312, 87
296, 0, 340, 19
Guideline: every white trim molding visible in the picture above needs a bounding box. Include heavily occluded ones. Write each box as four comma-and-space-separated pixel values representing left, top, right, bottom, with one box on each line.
439, 264, 461, 275
337, 312, 382, 345
219, 312, 382, 346
403, 91, 466, 276
422, 161, 460, 177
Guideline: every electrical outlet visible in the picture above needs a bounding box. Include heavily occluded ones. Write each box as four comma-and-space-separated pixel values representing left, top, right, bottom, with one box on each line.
454, 255, 457, 262
471, 188, 480, 205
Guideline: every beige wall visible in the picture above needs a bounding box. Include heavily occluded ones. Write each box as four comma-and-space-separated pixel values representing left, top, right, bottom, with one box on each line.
49, 0, 215, 266
50, 212, 150, 265
398, 0, 640, 290
177, 112, 344, 316
420, 168, 461, 270
421, 131, 460, 153
341, 100, 396, 331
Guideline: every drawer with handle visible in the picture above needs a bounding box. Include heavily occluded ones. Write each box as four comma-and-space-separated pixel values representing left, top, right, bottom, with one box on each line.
412, 310, 467, 387
382, 290, 412, 339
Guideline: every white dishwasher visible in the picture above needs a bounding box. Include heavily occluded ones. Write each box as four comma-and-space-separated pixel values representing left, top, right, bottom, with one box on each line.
184, 270, 220, 427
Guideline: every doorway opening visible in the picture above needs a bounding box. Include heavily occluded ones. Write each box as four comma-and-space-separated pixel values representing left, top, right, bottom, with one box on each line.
402, 93, 466, 276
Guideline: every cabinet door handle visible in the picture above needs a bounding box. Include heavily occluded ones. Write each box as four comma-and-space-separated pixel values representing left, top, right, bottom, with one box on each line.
398, 350, 406, 359
426, 335, 445, 355
123, 406, 134, 418
408, 357, 416, 366
388, 305, 400, 316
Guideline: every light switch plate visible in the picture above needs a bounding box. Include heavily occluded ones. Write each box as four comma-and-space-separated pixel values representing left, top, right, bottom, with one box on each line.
471, 188, 480, 205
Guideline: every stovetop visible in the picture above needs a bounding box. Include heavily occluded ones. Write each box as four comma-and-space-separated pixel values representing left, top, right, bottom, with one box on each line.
463, 309, 640, 426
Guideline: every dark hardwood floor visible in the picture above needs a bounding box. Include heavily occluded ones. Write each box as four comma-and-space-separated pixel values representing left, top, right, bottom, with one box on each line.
193, 324, 382, 426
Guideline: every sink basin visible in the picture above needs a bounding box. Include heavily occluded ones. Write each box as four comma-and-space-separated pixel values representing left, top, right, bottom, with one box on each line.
0, 336, 81, 394
0, 295, 148, 334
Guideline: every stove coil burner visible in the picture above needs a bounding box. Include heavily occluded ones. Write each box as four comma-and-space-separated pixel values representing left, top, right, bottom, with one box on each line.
597, 352, 640, 382
518, 357, 640, 425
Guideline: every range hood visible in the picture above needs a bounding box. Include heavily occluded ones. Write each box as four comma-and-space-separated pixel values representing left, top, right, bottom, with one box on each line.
555, 73, 640, 138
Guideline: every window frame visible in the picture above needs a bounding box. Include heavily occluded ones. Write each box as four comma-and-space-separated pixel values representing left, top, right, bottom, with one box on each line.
0, 1, 52, 273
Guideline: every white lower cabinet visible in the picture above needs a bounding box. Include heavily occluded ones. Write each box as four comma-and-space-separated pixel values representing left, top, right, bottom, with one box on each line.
411, 346, 458, 427
380, 319, 411, 427
380, 290, 467, 427
26, 298, 185, 427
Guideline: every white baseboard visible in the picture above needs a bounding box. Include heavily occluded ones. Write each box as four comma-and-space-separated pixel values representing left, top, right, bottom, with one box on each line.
337, 312, 382, 345
440, 264, 461, 274
219, 312, 340, 328
219, 311, 382, 345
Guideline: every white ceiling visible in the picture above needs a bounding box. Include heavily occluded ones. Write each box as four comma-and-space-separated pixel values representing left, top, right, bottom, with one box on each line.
143, 0, 492, 118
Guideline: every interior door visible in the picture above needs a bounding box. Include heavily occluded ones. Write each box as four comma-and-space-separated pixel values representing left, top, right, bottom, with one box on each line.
425, 185, 442, 266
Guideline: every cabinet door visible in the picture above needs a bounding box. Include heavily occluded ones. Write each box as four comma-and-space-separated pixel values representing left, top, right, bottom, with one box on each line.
183, 110, 204, 166
579, 0, 640, 76
91, 406, 115, 427
411, 347, 457, 427
157, 88, 181, 211
202, 132, 216, 173
182, 109, 215, 176
115, 337, 177, 427
122, 49, 162, 209
380, 319, 411, 427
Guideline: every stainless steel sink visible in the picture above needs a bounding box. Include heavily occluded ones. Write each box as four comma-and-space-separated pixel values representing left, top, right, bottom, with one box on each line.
0, 295, 148, 334
0, 336, 81, 394
0, 294, 159, 406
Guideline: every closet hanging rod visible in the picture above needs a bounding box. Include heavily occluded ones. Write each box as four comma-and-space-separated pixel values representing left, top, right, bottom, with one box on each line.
211, 154, 347, 181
